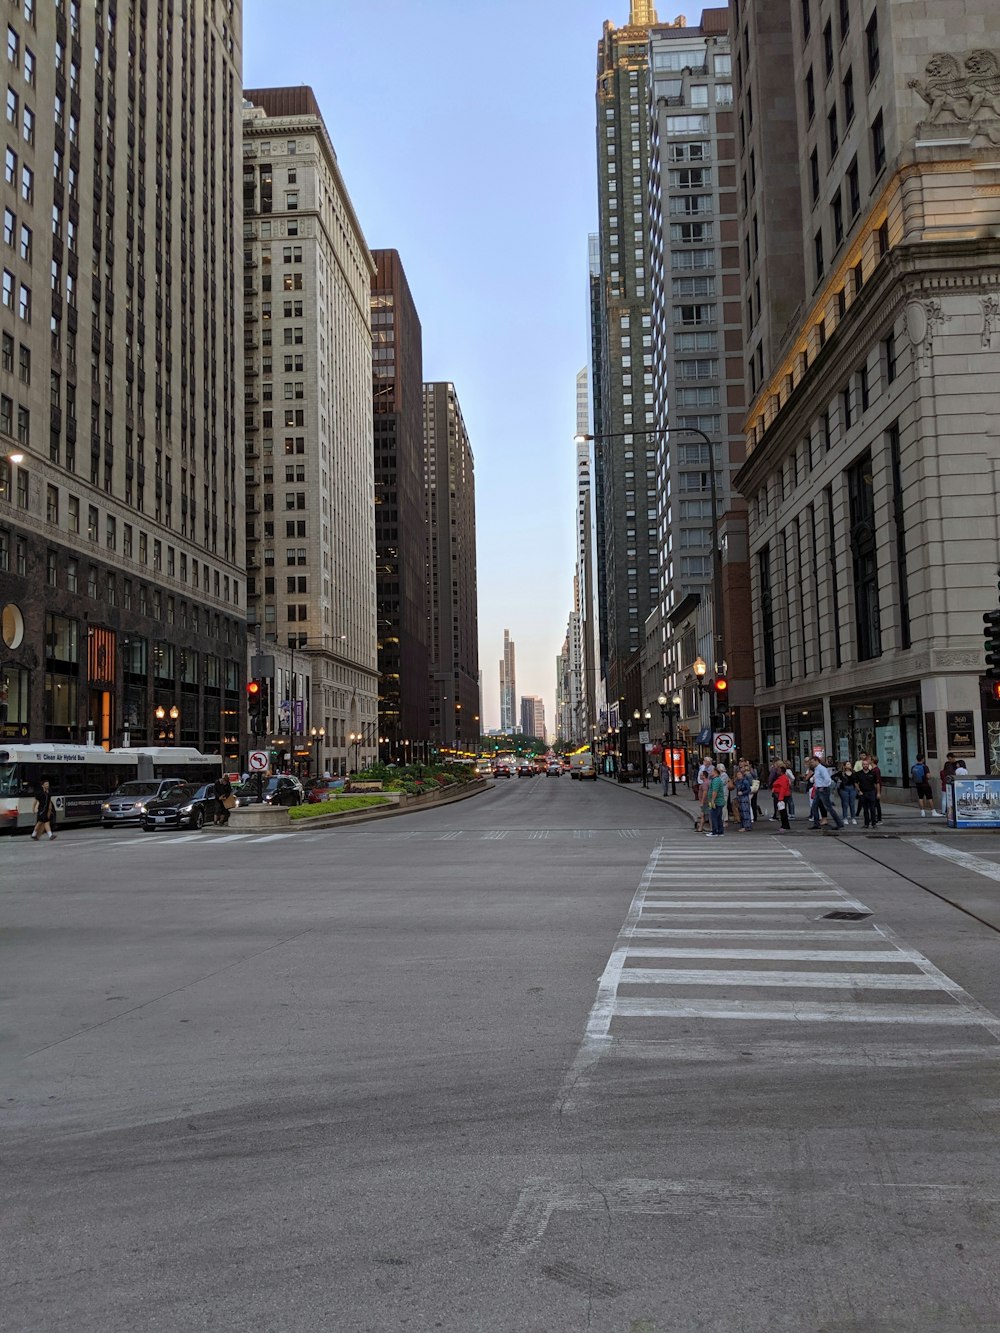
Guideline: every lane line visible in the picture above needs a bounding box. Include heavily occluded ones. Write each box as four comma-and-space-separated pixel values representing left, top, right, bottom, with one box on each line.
908, 837, 1000, 884
625, 947, 924, 963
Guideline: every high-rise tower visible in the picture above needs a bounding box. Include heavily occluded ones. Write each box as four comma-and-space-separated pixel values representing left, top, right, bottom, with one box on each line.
499, 628, 516, 734
0, 2, 246, 762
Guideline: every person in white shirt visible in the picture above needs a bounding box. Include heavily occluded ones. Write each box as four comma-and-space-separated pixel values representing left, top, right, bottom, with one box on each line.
811, 759, 843, 830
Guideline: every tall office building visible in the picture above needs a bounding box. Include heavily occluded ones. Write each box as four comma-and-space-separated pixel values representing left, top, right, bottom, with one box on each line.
574, 367, 598, 741
499, 627, 516, 733
242, 88, 378, 776
593, 1, 660, 705
733, 0, 1000, 786
371, 249, 430, 760
520, 695, 545, 742
646, 9, 751, 736
423, 382, 479, 752
0, 1, 246, 764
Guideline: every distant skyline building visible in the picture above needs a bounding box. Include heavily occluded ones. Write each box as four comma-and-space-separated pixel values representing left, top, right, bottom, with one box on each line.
592, 1, 661, 705
423, 382, 480, 752
499, 628, 517, 733
520, 695, 546, 741
371, 250, 431, 760
243, 87, 379, 775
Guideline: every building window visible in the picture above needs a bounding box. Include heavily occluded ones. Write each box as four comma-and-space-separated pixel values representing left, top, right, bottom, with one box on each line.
866, 10, 880, 83
842, 384, 853, 430
46, 482, 58, 523
759, 545, 776, 687
884, 329, 897, 384
805, 66, 815, 120
823, 20, 834, 77
810, 148, 820, 203
859, 364, 870, 412
871, 110, 886, 175
887, 420, 911, 650
828, 105, 838, 158
814, 228, 824, 280
847, 450, 881, 661
832, 190, 844, 245
847, 155, 860, 216
843, 66, 855, 125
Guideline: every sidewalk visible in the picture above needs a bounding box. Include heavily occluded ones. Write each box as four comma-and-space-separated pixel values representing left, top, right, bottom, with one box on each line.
598, 775, 958, 837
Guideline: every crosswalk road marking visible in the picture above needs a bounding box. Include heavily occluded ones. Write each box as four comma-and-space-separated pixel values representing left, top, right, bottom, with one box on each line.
555, 838, 1000, 1113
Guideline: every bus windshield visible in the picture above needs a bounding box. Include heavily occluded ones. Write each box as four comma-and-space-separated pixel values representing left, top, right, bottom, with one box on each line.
0, 763, 19, 797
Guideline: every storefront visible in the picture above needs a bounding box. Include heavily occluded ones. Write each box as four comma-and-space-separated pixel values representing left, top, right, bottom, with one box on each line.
831, 691, 922, 789
784, 705, 825, 776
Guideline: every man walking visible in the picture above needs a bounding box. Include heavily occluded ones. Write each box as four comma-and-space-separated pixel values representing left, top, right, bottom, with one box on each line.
811, 755, 843, 830
706, 765, 727, 838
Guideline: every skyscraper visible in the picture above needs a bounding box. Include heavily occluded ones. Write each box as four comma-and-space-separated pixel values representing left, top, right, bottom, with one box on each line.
0, 2, 246, 764
520, 695, 545, 742
371, 250, 430, 761
499, 628, 516, 733
733, 0, 1000, 784
242, 88, 379, 776
423, 383, 479, 752
593, 2, 661, 705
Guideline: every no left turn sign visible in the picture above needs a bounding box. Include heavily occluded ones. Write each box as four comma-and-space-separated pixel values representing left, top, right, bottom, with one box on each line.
248, 750, 269, 772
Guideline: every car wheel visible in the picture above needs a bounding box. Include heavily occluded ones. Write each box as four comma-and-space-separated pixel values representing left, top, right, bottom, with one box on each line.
192, 809, 205, 830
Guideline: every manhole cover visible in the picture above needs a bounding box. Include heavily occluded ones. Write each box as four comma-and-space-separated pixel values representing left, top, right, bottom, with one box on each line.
823, 910, 871, 921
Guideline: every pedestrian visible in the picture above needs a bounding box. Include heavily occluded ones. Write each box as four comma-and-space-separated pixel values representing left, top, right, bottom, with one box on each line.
31, 779, 57, 841
706, 765, 727, 837
0, 678, 7, 724
811, 755, 843, 830
784, 763, 797, 820
870, 754, 883, 825
838, 761, 858, 825
213, 773, 234, 825
735, 765, 754, 831
748, 763, 762, 822
805, 760, 821, 828
939, 752, 959, 817
771, 763, 792, 831
910, 754, 939, 818
697, 762, 715, 834
716, 763, 733, 822
767, 760, 780, 820
856, 759, 880, 827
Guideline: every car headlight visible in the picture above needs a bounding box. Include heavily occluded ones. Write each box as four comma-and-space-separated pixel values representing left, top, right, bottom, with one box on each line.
135, 802, 147, 813
101, 802, 111, 811
179, 803, 193, 814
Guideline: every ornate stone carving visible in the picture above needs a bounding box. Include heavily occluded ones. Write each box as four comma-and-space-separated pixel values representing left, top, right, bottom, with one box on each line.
932, 650, 984, 670
908, 50, 1000, 143
982, 294, 1000, 347
905, 299, 950, 364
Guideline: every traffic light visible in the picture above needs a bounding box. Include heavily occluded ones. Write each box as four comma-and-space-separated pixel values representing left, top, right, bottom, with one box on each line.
984, 609, 1000, 679
713, 676, 729, 699
991, 680, 1000, 703
257, 678, 270, 732
247, 679, 262, 733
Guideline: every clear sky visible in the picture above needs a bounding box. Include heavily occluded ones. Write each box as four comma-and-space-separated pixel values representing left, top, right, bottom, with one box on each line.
244, 0, 701, 736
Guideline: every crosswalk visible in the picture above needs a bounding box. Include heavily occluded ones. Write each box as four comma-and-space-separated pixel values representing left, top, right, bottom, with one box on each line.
556, 839, 1000, 1113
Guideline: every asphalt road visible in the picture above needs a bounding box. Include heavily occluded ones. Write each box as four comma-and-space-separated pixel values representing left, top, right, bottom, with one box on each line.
3, 777, 1000, 1332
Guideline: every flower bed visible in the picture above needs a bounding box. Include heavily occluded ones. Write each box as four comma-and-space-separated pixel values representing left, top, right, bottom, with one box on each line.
289, 796, 391, 820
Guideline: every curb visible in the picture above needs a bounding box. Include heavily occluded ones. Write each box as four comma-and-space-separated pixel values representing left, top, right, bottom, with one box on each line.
286, 778, 491, 831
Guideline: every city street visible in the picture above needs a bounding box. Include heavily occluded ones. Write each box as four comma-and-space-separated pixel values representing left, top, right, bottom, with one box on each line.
4, 777, 1000, 1331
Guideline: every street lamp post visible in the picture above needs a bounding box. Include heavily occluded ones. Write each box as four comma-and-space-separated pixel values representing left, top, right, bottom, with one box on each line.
310, 725, 325, 775
658, 691, 683, 796
575, 427, 725, 675
348, 731, 361, 772
633, 708, 651, 788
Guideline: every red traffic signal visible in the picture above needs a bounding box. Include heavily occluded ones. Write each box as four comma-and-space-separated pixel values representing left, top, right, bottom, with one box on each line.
247, 679, 261, 699
713, 677, 728, 695
992, 680, 1000, 702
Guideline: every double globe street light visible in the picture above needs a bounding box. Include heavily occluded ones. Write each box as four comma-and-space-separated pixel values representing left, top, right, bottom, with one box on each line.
657, 691, 683, 796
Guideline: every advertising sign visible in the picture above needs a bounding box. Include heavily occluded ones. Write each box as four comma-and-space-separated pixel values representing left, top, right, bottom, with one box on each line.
948, 778, 1000, 829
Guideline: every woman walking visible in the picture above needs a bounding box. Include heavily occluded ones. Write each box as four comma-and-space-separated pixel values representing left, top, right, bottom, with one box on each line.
697, 763, 715, 834
735, 766, 754, 831
31, 779, 57, 841
771, 763, 793, 832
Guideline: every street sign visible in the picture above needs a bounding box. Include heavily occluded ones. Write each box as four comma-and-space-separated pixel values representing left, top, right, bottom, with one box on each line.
713, 732, 735, 754
638, 730, 650, 744
248, 750, 269, 773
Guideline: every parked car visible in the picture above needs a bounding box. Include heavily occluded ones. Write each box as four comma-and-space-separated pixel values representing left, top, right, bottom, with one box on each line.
102, 778, 193, 827
546, 763, 562, 776
307, 779, 346, 803
231, 781, 255, 808
141, 783, 218, 831
262, 774, 305, 806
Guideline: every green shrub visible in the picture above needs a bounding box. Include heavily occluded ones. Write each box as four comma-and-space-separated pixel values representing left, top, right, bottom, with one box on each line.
289, 796, 390, 820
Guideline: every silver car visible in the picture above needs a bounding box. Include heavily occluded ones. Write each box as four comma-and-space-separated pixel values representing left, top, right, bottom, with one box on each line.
101, 779, 188, 827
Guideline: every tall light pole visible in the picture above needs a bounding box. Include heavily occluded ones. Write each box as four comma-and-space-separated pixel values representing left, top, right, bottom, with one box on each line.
658, 691, 682, 796
310, 725, 325, 775
575, 427, 725, 675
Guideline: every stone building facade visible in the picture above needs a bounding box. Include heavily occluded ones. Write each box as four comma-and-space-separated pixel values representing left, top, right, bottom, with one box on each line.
733, 0, 1000, 787
0, 0, 246, 766
242, 88, 378, 776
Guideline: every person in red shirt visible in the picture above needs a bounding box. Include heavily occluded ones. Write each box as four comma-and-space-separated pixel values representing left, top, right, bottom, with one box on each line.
771, 763, 792, 831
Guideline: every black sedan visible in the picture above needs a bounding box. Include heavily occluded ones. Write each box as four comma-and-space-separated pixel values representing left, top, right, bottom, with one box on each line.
141, 783, 218, 831
262, 775, 305, 807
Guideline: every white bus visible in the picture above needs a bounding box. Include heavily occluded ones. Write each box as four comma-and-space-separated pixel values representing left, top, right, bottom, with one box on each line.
0, 745, 223, 832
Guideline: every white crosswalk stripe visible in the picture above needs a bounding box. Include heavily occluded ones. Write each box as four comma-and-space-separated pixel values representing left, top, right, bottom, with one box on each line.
556, 838, 1000, 1112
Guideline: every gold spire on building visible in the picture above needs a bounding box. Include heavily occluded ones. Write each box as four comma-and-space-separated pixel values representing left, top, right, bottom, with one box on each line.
629, 0, 659, 25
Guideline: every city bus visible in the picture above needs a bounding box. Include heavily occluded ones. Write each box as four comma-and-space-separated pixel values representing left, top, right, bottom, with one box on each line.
0, 745, 223, 832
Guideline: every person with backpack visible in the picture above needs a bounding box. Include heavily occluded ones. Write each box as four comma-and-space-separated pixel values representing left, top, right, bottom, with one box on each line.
910, 754, 939, 818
